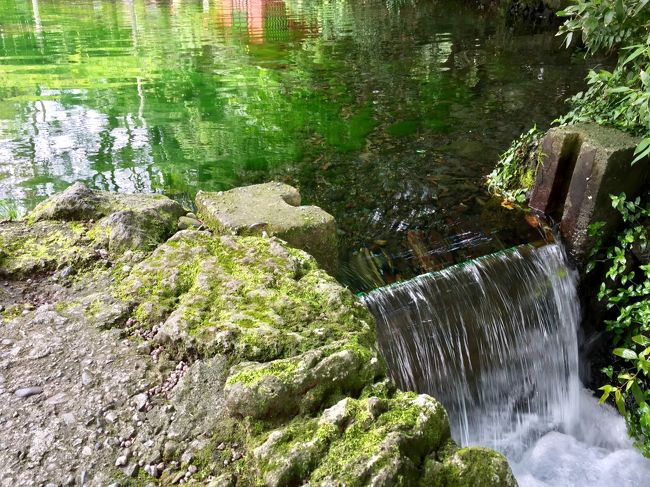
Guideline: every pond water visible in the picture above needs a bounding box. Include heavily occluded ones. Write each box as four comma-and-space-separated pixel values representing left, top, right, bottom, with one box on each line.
0, 0, 593, 290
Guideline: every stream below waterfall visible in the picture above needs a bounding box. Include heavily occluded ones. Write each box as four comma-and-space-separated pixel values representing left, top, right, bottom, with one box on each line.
364, 244, 650, 486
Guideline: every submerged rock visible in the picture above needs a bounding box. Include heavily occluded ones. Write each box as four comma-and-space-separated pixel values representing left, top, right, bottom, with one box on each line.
196, 182, 338, 274
0, 184, 516, 486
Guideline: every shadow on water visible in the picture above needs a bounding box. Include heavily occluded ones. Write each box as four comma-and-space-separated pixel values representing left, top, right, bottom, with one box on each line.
0, 0, 600, 291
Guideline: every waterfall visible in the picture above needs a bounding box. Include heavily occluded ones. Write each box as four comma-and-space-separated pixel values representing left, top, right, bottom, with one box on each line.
363, 243, 650, 486
364, 244, 580, 454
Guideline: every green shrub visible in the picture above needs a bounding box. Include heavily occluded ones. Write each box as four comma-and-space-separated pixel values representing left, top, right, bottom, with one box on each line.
588, 193, 650, 455
558, 0, 650, 162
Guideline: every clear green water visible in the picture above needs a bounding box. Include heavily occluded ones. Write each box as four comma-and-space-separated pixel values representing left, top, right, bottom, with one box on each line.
0, 0, 591, 289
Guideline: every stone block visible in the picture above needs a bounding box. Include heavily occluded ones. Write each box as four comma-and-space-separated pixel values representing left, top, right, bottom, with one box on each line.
530, 124, 649, 262
195, 182, 338, 274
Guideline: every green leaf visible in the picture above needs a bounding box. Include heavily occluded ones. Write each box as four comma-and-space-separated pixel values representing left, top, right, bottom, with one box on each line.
615, 389, 626, 415
615, 0, 625, 20
631, 381, 645, 405
599, 385, 613, 403
632, 137, 650, 164
613, 348, 638, 360
565, 31, 573, 48
641, 70, 650, 87
632, 335, 650, 346
622, 45, 647, 65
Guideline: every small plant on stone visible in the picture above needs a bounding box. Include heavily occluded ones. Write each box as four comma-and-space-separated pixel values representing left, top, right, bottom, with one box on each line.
487, 126, 544, 204
0, 199, 19, 222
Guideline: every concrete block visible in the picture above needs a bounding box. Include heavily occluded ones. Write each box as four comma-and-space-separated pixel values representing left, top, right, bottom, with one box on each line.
530, 124, 649, 262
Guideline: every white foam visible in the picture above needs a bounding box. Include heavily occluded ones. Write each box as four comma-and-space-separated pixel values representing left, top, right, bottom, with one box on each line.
510, 389, 650, 487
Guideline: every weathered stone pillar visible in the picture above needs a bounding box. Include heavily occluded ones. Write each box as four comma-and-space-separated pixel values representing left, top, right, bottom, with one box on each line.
530, 124, 649, 262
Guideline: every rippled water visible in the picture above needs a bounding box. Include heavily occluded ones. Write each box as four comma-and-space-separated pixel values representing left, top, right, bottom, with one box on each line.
0, 0, 594, 289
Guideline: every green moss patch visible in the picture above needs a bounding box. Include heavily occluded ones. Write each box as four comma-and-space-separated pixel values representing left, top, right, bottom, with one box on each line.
0, 220, 94, 277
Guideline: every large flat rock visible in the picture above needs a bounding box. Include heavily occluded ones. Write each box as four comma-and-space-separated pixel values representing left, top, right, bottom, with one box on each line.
196, 182, 338, 274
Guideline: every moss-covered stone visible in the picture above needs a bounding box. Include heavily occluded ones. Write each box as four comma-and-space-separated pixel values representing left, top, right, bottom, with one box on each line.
0, 220, 94, 277
224, 342, 381, 419
253, 391, 451, 486
0, 185, 517, 487
196, 182, 338, 274
29, 182, 186, 253
116, 230, 374, 362
435, 447, 518, 487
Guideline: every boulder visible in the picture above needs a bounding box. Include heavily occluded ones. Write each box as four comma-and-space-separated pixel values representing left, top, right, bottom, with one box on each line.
195, 182, 338, 274
529, 124, 649, 262
224, 344, 381, 419
28, 182, 105, 222
28, 182, 186, 253
253, 392, 453, 487
0, 220, 95, 277
426, 447, 518, 487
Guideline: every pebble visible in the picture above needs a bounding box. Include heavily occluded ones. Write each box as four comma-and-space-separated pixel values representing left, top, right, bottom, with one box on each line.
177, 216, 202, 230
45, 392, 69, 405
115, 455, 128, 467
15, 386, 43, 398
1, 338, 14, 346
133, 393, 148, 411
144, 464, 158, 477
124, 463, 139, 478
81, 371, 92, 386
60, 266, 74, 278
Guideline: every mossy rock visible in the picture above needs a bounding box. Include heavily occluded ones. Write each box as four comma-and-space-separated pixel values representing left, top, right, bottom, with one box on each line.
117, 230, 374, 362
425, 447, 518, 487
0, 220, 94, 277
224, 342, 382, 419
29, 182, 186, 253
253, 392, 451, 486
196, 182, 338, 275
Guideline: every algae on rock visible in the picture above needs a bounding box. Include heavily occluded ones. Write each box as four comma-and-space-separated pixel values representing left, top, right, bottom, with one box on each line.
0, 183, 517, 487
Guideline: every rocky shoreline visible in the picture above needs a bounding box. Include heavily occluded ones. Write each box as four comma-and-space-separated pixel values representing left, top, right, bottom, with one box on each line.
0, 183, 516, 486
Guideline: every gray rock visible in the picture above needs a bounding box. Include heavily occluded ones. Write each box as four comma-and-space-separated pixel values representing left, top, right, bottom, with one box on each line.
123, 463, 139, 478
132, 393, 148, 411
15, 386, 43, 398
177, 216, 202, 230
225, 346, 381, 420
28, 182, 186, 254
196, 182, 338, 274
29, 182, 104, 222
